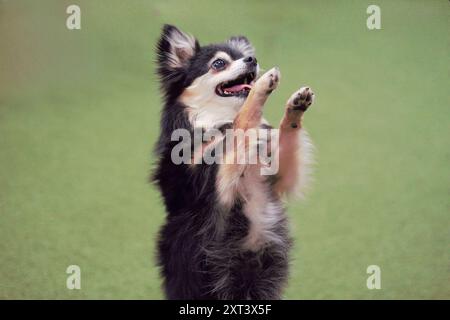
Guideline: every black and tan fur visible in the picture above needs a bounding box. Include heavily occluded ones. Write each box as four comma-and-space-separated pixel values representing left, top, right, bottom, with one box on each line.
152, 24, 314, 299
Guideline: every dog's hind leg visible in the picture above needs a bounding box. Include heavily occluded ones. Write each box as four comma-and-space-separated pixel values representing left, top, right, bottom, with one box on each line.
274, 86, 315, 196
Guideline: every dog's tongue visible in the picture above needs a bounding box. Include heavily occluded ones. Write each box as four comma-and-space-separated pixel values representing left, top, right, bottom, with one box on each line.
225, 84, 252, 92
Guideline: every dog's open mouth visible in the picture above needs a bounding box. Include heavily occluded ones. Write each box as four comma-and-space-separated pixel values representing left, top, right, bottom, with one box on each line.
216, 72, 256, 97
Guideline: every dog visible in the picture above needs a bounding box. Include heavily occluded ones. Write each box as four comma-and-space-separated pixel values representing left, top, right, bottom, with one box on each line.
152, 24, 314, 300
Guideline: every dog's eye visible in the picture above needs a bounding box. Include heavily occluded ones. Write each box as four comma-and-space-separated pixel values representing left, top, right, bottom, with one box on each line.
211, 59, 226, 70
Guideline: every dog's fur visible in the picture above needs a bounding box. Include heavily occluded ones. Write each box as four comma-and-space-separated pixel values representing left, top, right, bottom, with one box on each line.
152, 24, 314, 299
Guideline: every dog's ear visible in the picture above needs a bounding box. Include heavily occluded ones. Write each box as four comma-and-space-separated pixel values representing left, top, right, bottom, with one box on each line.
157, 24, 199, 71
227, 36, 255, 57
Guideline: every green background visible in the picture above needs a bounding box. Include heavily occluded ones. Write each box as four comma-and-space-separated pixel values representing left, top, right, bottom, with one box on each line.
0, 0, 448, 299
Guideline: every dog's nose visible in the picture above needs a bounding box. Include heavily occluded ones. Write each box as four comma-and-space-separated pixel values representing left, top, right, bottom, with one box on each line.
243, 56, 257, 66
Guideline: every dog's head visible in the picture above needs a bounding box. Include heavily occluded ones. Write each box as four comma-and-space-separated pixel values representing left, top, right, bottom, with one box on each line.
156, 25, 259, 125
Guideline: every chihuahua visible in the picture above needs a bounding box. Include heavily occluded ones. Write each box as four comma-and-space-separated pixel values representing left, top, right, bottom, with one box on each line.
152, 24, 314, 299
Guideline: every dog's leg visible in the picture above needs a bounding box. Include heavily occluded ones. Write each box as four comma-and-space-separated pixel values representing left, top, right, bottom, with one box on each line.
274, 86, 314, 196
234, 67, 280, 130
216, 68, 280, 207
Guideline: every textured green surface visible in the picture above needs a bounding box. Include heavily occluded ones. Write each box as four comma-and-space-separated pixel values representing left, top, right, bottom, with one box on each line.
0, 0, 448, 299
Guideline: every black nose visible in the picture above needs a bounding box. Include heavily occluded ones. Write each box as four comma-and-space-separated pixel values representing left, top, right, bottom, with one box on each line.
243, 56, 257, 66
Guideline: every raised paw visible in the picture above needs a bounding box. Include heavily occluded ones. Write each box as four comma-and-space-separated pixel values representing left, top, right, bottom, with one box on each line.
287, 86, 315, 112
253, 67, 280, 96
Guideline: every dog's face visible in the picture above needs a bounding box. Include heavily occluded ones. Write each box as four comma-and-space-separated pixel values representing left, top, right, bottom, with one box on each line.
157, 25, 259, 126
190, 48, 257, 99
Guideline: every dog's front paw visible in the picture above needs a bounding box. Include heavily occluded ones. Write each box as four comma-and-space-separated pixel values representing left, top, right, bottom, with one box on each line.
253, 67, 280, 96
287, 86, 314, 112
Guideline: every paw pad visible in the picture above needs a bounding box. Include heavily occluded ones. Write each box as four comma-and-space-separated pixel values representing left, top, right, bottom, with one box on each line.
267, 71, 279, 91
254, 67, 280, 96
288, 87, 314, 112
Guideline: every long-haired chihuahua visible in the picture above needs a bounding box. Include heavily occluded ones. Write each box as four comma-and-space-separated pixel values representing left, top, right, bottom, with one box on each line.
152, 24, 314, 299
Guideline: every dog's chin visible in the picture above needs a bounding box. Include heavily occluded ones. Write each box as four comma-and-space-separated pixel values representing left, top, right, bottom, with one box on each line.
215, 71, 256, 99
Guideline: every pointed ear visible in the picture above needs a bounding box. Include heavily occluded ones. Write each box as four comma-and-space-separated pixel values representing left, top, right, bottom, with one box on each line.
227, 36, 255, 57
157, 24, 199, 71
